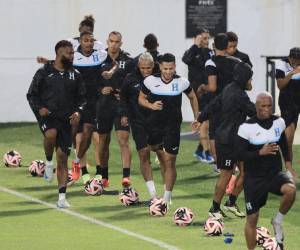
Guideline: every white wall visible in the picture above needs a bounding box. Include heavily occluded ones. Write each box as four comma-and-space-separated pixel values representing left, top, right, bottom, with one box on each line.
0, 0, 299, 122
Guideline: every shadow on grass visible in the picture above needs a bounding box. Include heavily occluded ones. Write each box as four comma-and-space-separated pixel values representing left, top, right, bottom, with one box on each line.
0, 208, 51, 217
0, 122, 37, 129
176, 174, 217, 185
174, 193, 212, 200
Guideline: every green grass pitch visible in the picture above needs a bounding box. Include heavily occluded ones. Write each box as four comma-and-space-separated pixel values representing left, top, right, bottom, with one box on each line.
0, 123, 299, 250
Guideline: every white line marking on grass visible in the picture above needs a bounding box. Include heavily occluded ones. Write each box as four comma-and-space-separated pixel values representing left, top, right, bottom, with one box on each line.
0, 186, 179, 250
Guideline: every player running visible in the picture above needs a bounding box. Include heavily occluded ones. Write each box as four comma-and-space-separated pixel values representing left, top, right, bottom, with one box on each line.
139, 53, 200, 206
27, 40, 86, 208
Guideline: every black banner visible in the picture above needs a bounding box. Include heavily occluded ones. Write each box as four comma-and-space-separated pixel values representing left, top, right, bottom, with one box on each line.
186, 0, 227, 38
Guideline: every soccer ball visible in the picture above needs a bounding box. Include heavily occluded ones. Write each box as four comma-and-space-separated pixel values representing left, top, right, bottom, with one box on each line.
84, 178, 103, 195
67, 169, 75, 186
119, 187, 139, 206
256, 226, 271, 246
262, 237, 281, 250
28, 160, 45, 177
204, 217, 224, 236
149, 198, 168, 216
3, 150, 22, 167
173, 207, 194, 226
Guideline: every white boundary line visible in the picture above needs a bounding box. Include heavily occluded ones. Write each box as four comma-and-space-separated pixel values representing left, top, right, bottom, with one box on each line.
0, 186, 179, 250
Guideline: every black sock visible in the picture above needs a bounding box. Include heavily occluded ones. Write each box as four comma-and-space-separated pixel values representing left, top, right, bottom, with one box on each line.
212, 200, 220, 210
123, 168, 130, 178
205, 150, 209, 155
46, 155, 53, 162
102, 166, 109, 179
96, 165, 102, 175
197, 143, 203, 152
229, 194, 237, 205
59, 186, 66, 193
81, 166, 88, 175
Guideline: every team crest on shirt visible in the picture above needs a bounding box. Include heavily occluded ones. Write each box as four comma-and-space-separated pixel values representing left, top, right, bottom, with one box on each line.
172, 83, 179, 92
274, 127, 280, 137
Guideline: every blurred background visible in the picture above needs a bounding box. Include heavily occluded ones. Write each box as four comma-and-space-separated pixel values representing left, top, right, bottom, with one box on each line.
0, 0, 299, 122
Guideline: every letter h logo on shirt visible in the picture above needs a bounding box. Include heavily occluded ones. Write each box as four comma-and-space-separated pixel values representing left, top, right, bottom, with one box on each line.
93, 54, 99, 62
274, 127, 280, 137
172, 83, 179, 92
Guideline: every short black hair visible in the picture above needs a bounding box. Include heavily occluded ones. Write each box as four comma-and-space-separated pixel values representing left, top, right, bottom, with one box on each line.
55, 40, 73, 54
109, 31, 122, 39
79, 15, 95, 31
195, 28, 209, 37
226, 31, 238, 42
159, 53, 175, 63
80, 31, 93, 38
144, 33, 158, 51
214, 33, 228, 50
289, 47, 300, 59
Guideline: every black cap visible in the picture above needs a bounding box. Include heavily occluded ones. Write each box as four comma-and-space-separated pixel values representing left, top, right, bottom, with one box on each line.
233, 62, 253, 89
289, 47, 300, 59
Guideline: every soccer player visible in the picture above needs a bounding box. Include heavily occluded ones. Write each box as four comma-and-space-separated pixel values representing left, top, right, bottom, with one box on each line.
138, 53, 200, 205
201, 33, 241, 173
71, 32, 107, 184
276, 47, 300, 163
37, 15, 104, 64
182, 28, 214, 163
134, 33, 161, 65
27, 40, 86, 208
120, 52, 164, 200
198, 62, 255, 218
236, 92, 296, 250
96, 31, 134, 187
226, 31, 252, 67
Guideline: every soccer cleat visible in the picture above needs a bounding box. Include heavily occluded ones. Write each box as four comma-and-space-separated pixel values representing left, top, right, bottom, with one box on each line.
44, 161, 54, 182
193, 150, 207, 162
223, 202, 245, 218
271, 218, 284, 244
82, 173, 91, 185
205, 152, 215, 164
101, 178, 110, 188
208, 207, 227, 220
122, 177, 131, 187
56, 199, 71, 208
143, 196, 159, 207
212, 164, 220, 174
72, 161, 80, 181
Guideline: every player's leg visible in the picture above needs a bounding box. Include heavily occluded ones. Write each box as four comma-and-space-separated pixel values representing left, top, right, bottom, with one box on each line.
209, 143, 236, 218
92, 132, 102, 180
132, 121, 158, 199
161, 125, 180, 204
245, 212, 259, 250
55, 123, 72, 208
284, 122, 296, 161
270, 172, 296, 246
115, 116, 132, 187
56, 147, 70, 208
224, 161, 245, 217
96, 115, 113, 188
38, 116, 57, 182
201, 120, 214, 163
75, 123, 94, 183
